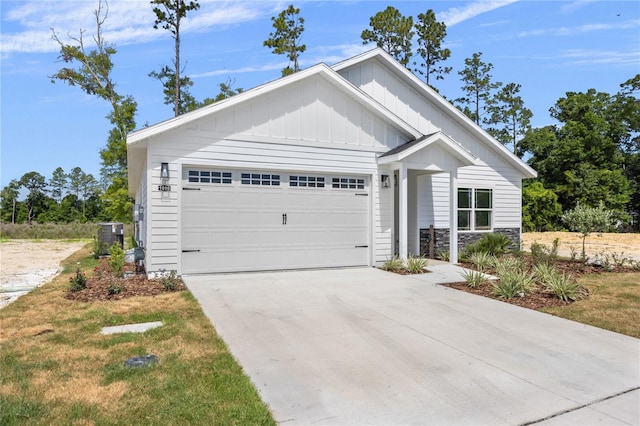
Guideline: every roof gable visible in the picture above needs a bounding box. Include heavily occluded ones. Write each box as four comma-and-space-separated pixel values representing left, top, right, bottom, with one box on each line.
332, 48, 536, 179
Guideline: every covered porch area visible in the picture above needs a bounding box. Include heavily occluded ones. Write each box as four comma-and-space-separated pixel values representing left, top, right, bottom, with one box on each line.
378, 132, 478, 264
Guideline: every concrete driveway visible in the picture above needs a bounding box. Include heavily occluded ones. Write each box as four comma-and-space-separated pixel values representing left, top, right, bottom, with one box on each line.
184, 267, 639, 425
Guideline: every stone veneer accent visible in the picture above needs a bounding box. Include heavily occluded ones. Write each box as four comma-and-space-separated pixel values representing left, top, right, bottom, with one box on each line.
420, 227, 520, 258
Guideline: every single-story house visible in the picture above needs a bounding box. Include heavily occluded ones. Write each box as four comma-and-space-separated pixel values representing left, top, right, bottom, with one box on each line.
127, 48, 536, 276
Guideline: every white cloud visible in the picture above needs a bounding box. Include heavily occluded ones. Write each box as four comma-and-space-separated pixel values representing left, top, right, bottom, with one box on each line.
438, 0, 519, 27
0, 0, 274, 55
518, 19, 640, 37
561, 0, 598, 14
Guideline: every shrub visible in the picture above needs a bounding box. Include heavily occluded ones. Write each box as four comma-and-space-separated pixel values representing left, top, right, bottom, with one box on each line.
437, 249, 450, 262
530, 238, 559, 266
543, 272, 583, 302
406, 256, 429, 274
382, 256, 405, 273
491, 271, 535, 299
460, 269, 486, 288
492, 257, 525, 277
468, 252, 493, 272
160, 271, 181, 291
108, 283, 124, 295
69, 269, 87, 292
108, 244, 125, 278
462, 233, 511, 258
533, 263, 556, 284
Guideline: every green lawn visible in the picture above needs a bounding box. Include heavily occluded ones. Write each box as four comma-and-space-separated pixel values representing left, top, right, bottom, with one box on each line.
0, 246, 275, 425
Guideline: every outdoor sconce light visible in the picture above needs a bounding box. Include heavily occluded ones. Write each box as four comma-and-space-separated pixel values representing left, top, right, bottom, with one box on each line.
381, 175, 390, 188
159, 162, 171, 192
138, 205, 144, 221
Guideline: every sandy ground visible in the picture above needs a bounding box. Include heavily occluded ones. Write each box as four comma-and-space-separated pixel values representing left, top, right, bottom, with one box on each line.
522, 232, 640, 261
0, 240, 87, 309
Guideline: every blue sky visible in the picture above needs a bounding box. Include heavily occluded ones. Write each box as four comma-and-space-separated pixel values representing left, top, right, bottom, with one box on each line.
1, 0, 639, 189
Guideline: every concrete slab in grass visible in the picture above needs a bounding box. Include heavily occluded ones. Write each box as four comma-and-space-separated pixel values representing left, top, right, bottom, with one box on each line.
101, 321, 163, 335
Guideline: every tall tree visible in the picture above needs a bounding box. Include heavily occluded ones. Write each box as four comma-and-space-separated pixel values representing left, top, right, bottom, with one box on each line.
520, 87, 633, 215
149, 65, 198, 114
413, 9, 451, 88
361, 6, 414, 66
264, 4, 306, 76
19, 172, 48, 224
456, 52, 502, 125
0, 180, 21, 224
68, 167, 84, 199
485, 82, 532, 156
616, 75, 640, 228
151, 0, 200, 116
51, 0, 137, 222
79, 172, 99, 220
49, 167, 68, 202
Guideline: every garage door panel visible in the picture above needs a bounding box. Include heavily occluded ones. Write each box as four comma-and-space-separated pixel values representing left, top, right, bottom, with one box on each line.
181, 173, 370, 274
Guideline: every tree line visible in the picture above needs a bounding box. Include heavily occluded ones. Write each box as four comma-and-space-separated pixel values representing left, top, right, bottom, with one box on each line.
1, 2, 638, 231
1, 167, 106, 225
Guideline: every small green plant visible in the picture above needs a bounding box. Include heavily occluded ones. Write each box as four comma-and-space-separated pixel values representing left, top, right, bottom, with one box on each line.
610, 252, 628, 268
68, 269, 87, 292
160, 270, 181, 291
461, 269, 486, 288
569, 247, 579, 262
543, 272, 583, 302
492, 256, 525, 277
533, 263, 557, 284
108, 282, 124, 295
406, 256, 429, 274
382, 256, 405, 273
491, 271, 535, 299
463, 233, 512, 258
437, 249, 450, 262
530, 238, 559, 266
468, 251, 493, 271
108, 244, 126, 278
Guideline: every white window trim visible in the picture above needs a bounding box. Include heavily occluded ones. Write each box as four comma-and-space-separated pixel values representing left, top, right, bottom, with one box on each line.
457, 187, 493, 232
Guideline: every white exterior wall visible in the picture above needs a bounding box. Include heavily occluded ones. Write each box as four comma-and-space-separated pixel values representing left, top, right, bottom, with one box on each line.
339, 59, 524, 235
140, 74, 411, 275
135, 160, 148, 247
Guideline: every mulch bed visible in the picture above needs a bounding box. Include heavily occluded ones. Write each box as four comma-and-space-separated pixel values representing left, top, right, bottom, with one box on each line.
439, 257, 633, 311
65, 259, 186, 302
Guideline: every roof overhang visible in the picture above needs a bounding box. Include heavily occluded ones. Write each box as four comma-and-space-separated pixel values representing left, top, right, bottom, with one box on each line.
378, 132, 478, 167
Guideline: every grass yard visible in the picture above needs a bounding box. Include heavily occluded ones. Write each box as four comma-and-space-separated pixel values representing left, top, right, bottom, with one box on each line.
0, 245, 275, 425
541, 272, 640, 338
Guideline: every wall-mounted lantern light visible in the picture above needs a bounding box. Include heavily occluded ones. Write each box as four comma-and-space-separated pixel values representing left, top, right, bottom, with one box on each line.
381, 174, 390, 188
159, 162, 171, 192
160, 162, 170, 180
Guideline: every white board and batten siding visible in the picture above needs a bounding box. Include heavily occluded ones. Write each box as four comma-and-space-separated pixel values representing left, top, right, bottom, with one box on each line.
339, 57, 526, 236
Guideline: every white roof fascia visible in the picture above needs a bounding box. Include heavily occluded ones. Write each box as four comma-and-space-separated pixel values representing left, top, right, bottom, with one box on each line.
333, 48, 537, 179
127, 62, 420, 146
378, 132, 478, 166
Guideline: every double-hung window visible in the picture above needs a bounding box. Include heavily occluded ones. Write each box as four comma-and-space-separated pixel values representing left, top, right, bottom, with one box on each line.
458, 188, 492, 231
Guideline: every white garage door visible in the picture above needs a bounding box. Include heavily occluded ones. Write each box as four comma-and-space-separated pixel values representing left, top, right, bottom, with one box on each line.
181, 169, 370, 274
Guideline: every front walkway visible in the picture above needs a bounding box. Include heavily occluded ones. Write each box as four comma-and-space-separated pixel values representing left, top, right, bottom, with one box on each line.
184, 267, 639, 425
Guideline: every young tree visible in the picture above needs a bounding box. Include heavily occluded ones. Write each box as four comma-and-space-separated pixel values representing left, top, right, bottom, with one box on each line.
413, 9, 451, 88
264, 4, 306, 76
49, 167, 68, 202
456, 52, 502, 125
51, 0, 136, 222
150, 0, 200, 116
19, 172, 48, 224
485, 83, 532, 156
361, 6, 414, 66
562, 201, 617, 261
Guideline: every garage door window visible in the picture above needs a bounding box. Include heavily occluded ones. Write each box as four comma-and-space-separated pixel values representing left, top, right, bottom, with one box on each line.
332, 177, 365, 190
241, 173, 281, 186
290, 176, 325, 188
188, 170, 232, 184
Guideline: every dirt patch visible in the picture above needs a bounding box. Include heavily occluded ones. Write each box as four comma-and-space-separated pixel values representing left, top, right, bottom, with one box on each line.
522, 232, 640, 261
0, 240, 87, 308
